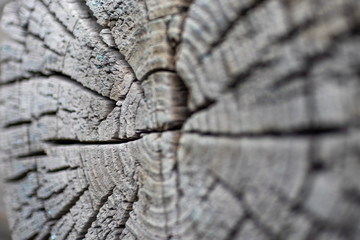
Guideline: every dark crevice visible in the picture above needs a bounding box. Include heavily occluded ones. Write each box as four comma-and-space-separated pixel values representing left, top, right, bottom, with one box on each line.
226, 60, 274, 91
47, 187, 89, 221
200, 178, 218, 202
44, 136, 142, 146
45, 165, 79, 173
38, 0, 78, 39
224, 217, 248, 240
30, 71, 114, 102
17, 151, 47, 159
184, 125, 348, 139
271, 68, 309, 91
5, 170, 37, 182
274, 17, 318, 44
265, 185, 327, 235
271, 46, 334, 91
0, 58, 22, 64
60, 108, 75, 114
0, 70, 115, 102
188, 99, 216, 116
4, 120, 32, 128
140, 68, 177, 82
0, 35, 24, 45
240, 205, 281, 240
38, 186, 68, 201
33, 111, 58, 120
137, 125, 183, 136
102, 229, 112, 240
61, 228, 73, 240
88, 11, 102, 29
165, 11, 187, 51
26, 31, 64, 56
207, 170, 243, 201
38, 232, 51, 240
142, 0, 150, 22
310, 161, 327, 173
147, 5, 190, 22
81, 186, 116, 239
0, 78, 20, 87
27, 233, 38, 240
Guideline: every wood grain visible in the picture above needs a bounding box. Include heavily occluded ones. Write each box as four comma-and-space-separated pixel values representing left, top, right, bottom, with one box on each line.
1, 0, 360, 239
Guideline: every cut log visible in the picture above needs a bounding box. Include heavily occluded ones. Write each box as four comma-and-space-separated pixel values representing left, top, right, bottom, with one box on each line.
0, 0, 360, 239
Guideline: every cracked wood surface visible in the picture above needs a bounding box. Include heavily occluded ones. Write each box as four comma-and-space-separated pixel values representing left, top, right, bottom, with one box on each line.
1, 0, 360, 240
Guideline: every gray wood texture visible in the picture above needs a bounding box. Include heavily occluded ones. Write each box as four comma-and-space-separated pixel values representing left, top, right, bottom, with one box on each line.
0, 0, 360, 239
0, 0, 15, 238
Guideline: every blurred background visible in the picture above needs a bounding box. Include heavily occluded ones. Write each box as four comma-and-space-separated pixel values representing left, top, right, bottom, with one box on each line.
0, 0, 12, 239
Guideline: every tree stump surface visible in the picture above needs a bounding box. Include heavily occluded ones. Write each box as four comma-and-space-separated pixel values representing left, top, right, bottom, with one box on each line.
0, 0, 360, 239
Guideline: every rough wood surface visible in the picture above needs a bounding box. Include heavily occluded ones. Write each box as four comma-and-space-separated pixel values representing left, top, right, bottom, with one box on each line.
0, 0, 360, 240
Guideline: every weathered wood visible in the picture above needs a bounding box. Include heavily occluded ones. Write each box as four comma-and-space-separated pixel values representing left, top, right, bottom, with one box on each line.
182, 36, 360, 135
6, 0, 136, 101
177, 0, 359, 110
4, 132, 179, 239
1, 0, 360, 239
1, 1, 26, 42
124, 132, 180, 240
118, 74, 187, 139
176, 133, 311, 238
85, 0, 190, 80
